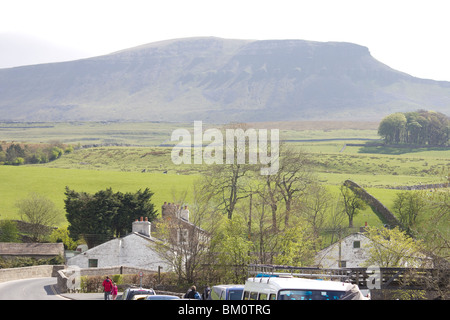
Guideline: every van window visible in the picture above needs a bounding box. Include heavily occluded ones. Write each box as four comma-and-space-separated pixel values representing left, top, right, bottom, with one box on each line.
249, 292, 258, 300
243, 291, 250, 300
278, 290, 345, 300
269, 294, 277, 300
228, 289, 244, 300
258, 293, 268, 300
211, 287, 221, 300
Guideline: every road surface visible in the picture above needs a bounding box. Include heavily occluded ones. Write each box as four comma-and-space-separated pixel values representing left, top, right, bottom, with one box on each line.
0, 277, 67, 300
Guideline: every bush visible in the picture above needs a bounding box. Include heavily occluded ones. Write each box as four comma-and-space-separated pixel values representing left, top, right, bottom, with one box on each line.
78, 272, 184, 293
112, 274, 123, 285
0, 220, 20, 242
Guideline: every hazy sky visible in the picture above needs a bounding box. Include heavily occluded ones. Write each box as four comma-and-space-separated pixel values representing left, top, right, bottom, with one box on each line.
1, 0, 450, 81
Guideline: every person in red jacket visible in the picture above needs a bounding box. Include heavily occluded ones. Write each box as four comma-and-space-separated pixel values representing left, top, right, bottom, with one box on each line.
102, 276, 113, 300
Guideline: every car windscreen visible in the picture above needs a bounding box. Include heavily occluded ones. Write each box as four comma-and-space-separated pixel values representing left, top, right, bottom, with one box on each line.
278, 289, 346, 300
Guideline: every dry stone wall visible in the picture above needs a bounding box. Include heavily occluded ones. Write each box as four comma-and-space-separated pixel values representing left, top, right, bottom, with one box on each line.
344, 180, 403, 229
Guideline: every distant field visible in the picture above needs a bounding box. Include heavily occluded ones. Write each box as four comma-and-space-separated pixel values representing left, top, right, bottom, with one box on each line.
0, 121, 448, 228
0, 121, 191, 146
0, 166, 197, 224
42, 145, 449, 186
0, 120, 380, 147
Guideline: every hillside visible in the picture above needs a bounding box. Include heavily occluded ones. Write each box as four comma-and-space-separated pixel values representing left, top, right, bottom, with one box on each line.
1, 37, 449, 122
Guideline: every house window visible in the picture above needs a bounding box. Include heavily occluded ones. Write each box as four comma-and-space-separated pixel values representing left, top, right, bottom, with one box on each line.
338, 260, 346, 268
88, 259, 98, 268
177, 229, 189, 245
353, 241, 361, 248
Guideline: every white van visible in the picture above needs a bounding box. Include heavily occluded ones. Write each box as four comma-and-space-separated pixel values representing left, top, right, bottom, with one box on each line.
243, 275, 365, 300
209, 284, 245, 300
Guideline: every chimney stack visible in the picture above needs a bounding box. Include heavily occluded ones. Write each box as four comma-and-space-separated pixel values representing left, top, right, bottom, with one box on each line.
132, 217, 151, 237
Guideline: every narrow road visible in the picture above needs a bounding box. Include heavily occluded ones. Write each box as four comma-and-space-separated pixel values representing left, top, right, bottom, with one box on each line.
0, 277, 67, 300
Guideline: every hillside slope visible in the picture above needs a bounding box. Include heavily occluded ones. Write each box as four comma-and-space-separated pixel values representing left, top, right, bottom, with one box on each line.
1, 37, 449, 122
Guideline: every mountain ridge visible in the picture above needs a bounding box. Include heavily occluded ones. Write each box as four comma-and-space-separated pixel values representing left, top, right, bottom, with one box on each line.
0, 37, 449, 122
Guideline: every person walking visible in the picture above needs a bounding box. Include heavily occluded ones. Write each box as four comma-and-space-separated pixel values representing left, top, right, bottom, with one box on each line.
111, 281, 118, 300
203, 286, 211, 300
184, 285, 201, 300
102, 276, 112, 300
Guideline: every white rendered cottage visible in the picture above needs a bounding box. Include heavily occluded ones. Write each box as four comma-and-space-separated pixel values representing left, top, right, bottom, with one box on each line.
314, 233, 372, 268
67, 217, 171, 271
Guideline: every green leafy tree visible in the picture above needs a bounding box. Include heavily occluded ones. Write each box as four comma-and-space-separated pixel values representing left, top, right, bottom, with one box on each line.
0, 220, 20, 242
64, 187, 157, 248
363, 226, 425, 268
340, 184, 366, 228
378, 113, 407, 144
379, 110, 449, 146
393, 191, 426, 233
272, 223, 316, 267
5, 144, 25, 163
213, 215, 254, 283
113, 188, 157, 237
49, 226, 78, 250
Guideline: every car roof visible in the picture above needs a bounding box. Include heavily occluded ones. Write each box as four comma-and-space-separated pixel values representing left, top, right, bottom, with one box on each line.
245, 277, 351, 291
213, 284, 244, 289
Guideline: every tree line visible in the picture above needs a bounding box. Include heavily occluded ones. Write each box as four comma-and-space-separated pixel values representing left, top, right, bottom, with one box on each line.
64, 187, 157, 248
0, 142, 73, 165
378, 110, 449, 146
153, 140, 372, 284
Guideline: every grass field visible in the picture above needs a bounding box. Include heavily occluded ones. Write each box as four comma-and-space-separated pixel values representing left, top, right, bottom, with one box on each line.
0, 166, 197, 224
0, 121, 380, 146
0, 121, 448, 229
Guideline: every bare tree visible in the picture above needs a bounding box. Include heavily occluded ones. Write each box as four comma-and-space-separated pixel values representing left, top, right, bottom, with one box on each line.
200, 123, 255, 220
153, 186, 221, 284
16, 193, 63, 241
325, 198, 347, 245
301, 182, 331, 248
256, 171, 284, 231
275, 147, 313, 227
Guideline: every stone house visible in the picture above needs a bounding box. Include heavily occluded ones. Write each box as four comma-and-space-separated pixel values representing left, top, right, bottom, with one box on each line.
314, 233, 372, 268
67, 203, 208, 272
67, 217, 172, 271
158, 202, 208, 246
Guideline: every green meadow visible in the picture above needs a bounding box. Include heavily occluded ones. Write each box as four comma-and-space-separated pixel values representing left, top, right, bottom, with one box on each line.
0, 165, 197, 224
0, 121, 448, 229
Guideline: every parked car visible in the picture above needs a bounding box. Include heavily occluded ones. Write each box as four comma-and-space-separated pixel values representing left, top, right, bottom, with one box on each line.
119, 287, 156, 300
209, 284, 244, 300
132, 294, 153, 300
145, 295, 181, 300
